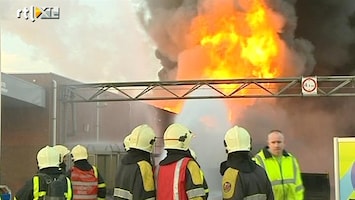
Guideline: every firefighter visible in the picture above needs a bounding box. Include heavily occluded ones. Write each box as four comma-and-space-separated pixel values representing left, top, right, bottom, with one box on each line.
53, 144, 70, 172
254, 130, 304, 200
157, 123, 208, 200
222, 126, 274, 200
68, 145, 106, 200
15, 146, 73, 200
113, 124, 156, 200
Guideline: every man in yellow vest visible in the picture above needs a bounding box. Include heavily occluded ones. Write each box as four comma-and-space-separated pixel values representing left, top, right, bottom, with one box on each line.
254, 130, 304, 200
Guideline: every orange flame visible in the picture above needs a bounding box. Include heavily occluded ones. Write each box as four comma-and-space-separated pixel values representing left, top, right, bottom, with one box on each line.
153, 0, 285, 118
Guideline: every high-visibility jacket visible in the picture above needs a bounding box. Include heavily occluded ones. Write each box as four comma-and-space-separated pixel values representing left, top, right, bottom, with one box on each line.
68, 160, 106, 200
71, 166, 98, 200
157, 155, 207, 200
254, 148, 304, 200
15, 168, 73, 200
33, 174, 73, 200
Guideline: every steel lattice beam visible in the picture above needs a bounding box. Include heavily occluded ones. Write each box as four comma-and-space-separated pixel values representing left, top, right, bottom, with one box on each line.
59, 76, 355, 103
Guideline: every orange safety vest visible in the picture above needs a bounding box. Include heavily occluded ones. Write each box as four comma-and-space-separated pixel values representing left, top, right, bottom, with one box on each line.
71, 166, 98, 200
157, 157, 191, 200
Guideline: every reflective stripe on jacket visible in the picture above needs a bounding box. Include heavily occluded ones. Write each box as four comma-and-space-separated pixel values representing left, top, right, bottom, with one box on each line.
114, 159, 155, 200
222, 166, 274, 200
32, 174, 73, 200
254, 148, 304, 200
71, 166, 98, 200
157, 157, 206, 200
157, 157, 190, 200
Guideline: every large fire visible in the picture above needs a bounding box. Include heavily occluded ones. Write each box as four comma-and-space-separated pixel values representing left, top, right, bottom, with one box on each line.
152, 0, 286, 116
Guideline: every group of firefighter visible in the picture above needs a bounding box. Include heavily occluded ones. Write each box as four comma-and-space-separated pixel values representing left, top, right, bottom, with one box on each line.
14, 123, 304, 200
15, 144, 107, 200
114, 123, 304, 200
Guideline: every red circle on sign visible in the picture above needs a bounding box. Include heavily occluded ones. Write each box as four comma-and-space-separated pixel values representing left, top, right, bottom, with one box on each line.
302, 77, 317, 92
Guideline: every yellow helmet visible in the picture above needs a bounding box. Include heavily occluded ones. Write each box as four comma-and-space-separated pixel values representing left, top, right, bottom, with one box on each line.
224, 126, 251, 153
71, 145, 88, 161
129, 124, 156, 153
123, 134, 131, 151
164, 123, 193, 151
37, 146, 60, 169
53, 144, 70, 163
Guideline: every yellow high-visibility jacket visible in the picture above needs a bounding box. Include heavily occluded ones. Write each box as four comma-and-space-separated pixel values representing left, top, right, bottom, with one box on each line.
254, 148, 304, 200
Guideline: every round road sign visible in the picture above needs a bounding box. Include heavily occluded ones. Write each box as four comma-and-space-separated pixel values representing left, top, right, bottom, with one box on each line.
302, 77, 317, 93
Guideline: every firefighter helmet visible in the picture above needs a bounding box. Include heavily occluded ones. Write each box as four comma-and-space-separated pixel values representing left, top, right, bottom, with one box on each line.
164, 123, 193, 151
53, 144, 70, 163
123, 134, 131, 151
129, 124, 156, 153
71, 145, 88, 161
224, 125, 251, 153
37, 146, 60, 169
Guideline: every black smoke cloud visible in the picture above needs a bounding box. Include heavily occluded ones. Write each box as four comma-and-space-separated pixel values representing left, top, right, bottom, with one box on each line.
295, 0, 355, 75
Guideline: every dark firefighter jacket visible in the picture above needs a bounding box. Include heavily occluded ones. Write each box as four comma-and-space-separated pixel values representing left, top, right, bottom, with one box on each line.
15, 167, 73, 200
67, 160, 106, 200
157, 149, 208, 200
222, 151, 274, 200
113, 149, 155, 200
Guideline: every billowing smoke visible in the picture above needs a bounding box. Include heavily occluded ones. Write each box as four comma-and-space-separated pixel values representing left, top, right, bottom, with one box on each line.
132, 0, 317, 80
295, 0, 355, 75
133, 0, 355, 78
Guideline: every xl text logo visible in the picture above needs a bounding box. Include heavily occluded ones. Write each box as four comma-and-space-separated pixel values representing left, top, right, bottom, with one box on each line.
17, 6, 60, 22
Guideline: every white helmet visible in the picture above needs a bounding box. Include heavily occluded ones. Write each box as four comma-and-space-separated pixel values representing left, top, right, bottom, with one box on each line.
37, 146, 60, 169
71, 145, 88, 161
53, 144, 70, 163
224, 126, 251, 153
129, 124, 156, 153
123, 134, 131, 151
164, 123, 193, 151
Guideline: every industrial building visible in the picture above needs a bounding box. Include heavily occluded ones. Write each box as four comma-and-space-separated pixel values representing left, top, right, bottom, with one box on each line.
1, 72, 174, 195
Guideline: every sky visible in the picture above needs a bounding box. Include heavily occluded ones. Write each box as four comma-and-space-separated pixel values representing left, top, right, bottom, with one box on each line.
1, 0, 161, 83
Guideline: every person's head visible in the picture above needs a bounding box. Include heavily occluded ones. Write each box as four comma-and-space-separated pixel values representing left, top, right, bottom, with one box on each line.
129, 124, 156, 153
164, 123, 193, 151
123, 134, 131, 151
224, 125, 251, 154
71, 145, 88, 162
267, 130, 285, 157
37, 146, 60, 169
53, 144, 70, 163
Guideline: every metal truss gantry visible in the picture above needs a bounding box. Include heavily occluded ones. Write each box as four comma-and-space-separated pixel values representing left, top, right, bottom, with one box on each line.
60, 76, 355, 103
